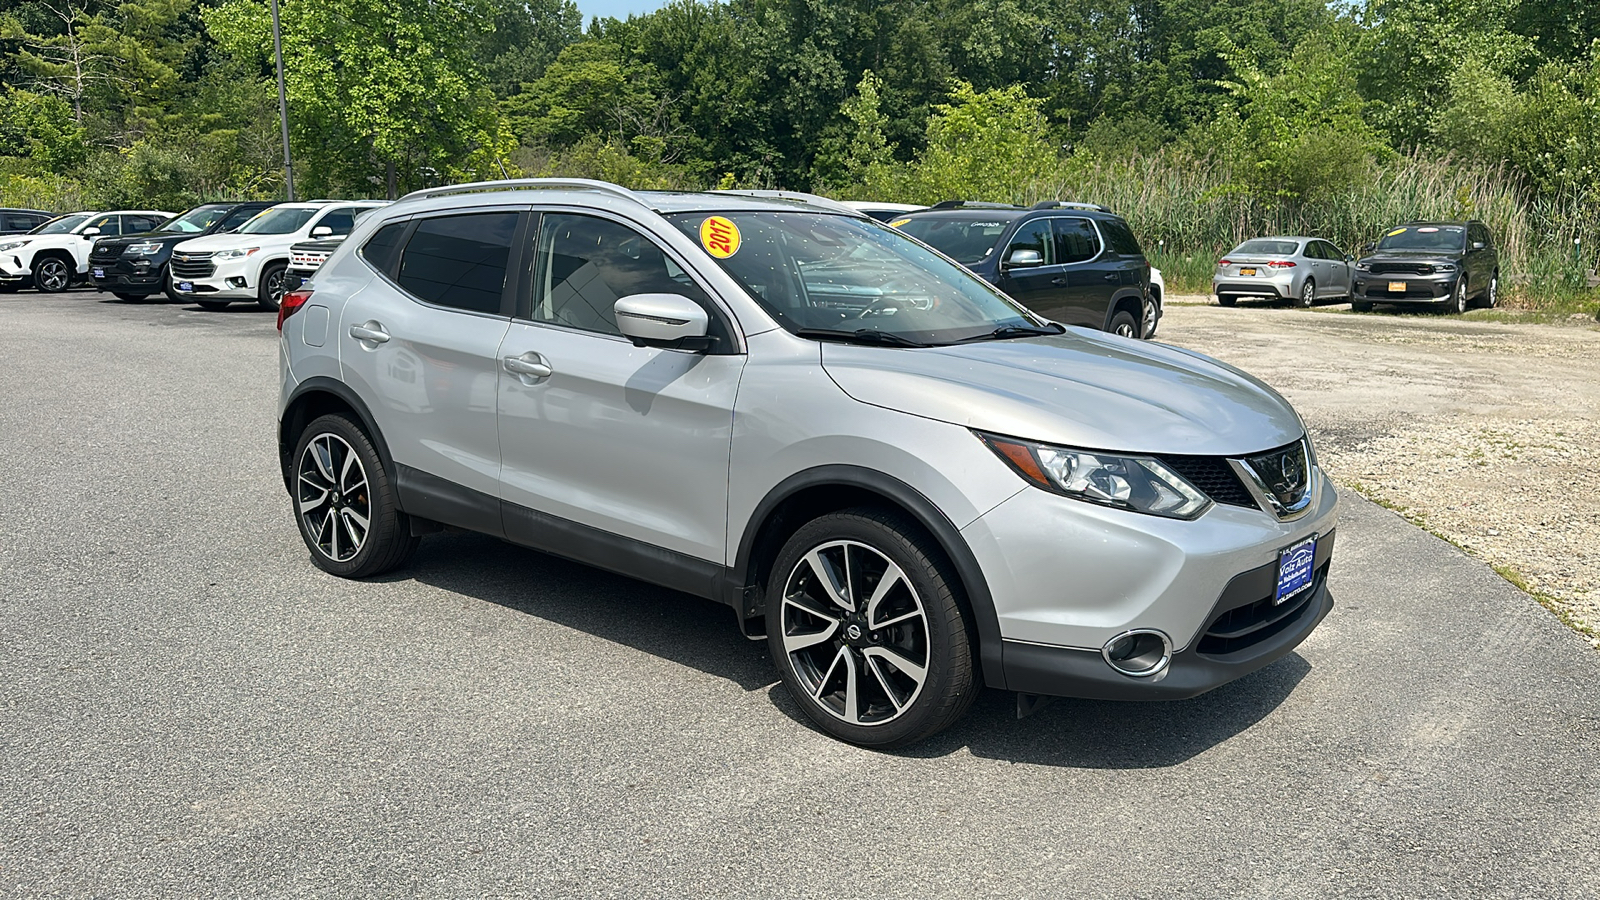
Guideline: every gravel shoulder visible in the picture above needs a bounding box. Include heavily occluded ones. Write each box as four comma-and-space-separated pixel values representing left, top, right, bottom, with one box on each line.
1160, 297, 1600, 645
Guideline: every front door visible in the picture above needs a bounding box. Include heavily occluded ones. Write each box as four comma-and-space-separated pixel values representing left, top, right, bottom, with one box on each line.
994, 219, 1072, 322
496, 211, 746, 573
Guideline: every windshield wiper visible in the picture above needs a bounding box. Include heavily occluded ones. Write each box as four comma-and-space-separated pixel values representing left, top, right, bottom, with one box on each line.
953, 322, 1066, 343
791, 327, 930, 348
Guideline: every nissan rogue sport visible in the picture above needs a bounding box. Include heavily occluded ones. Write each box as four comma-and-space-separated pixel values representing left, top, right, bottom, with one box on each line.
277, 179, 1338, 747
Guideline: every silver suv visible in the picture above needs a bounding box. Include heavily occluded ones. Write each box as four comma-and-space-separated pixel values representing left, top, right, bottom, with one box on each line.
277, 180, 1338, 747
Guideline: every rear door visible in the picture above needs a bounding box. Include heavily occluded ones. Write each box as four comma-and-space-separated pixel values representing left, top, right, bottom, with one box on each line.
1052, 216, 1120, 327
495, 210, 745, 573
336, 209, 522, 534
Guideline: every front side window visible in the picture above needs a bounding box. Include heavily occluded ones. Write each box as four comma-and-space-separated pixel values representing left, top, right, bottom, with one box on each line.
1052, 217, 1101, 264
216, 206, 263, 233
396, 212, 517, 314
316, 209, 358, 236
668, 211, 1045, 345
1005, 220, 1054, 265
32, 213, 93, 235
88, 214, 121, 236
237, 207, 317, 235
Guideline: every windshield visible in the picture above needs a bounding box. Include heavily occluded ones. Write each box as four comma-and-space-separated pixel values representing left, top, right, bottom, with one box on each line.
893, 216, 1014, 265
1377, 225, 1464, 252
32, 213, 93, 235
1233, 239, 1301, 256
158, 206, 232, 234
236, 207, 316, 235
669, 212, 1044, 345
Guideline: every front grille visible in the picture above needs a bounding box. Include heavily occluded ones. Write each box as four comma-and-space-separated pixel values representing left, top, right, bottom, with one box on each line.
1370, 262, 1436, 275
89, 246, 123, 262
290, 250, 330, 270
171, 252, 216, 279
1197, 563, 1326, 655
1156, 454, 1255, 508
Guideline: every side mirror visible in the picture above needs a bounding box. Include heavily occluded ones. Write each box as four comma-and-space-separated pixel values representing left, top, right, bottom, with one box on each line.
1006, 248, 1044, 268
1472, 241, 1485, 250
615, 293, 714, 351
310, 226, 333, 238
1345, 254, 1354, 262
81, 227, 100, 238
1363, 242, 1376, 252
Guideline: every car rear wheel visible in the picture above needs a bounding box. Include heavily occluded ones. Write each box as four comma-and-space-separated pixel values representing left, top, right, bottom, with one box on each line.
257, 262, 287, 312
31, 256, 71, 293
292, 413, 418, 578
766, 508, 976, 748
1218, 294, 1237, 307
1295, 278, 1315, 308
1109, 310, 1139, 338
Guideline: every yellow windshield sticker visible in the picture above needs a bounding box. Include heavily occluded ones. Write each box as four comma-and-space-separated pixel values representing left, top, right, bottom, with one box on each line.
701, 216, 741, 258
888, 217, 912, 228
1387, 228, 1407, 237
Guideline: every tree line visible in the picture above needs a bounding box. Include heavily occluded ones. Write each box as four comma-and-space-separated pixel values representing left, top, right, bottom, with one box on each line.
1, 0, 1596, 301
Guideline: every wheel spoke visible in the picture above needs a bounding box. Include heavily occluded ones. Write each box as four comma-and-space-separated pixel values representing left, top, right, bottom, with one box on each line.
298, 488, 330, 515
814, 646, 848, 703
782, 618, 839, 654
312, 438, 336, 481
864, 561, 908, 627
327, 509, 340, 559
840, 650, 861, 724
865, 654, 906, 712
863, 645, 927, 689
803, 549, 852, 612
872, 609, 922, 631
338, 509, 365, 553
339, 449, 359, 490
341, 507, 370, 535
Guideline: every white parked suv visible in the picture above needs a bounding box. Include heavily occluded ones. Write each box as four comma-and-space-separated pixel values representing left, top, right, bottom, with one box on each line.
171, 200, 387, 311
0, 210, 174, 293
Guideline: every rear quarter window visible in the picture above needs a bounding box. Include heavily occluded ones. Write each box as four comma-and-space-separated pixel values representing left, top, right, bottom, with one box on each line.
360, 221, 408, 274
1099, 218, 1144, 256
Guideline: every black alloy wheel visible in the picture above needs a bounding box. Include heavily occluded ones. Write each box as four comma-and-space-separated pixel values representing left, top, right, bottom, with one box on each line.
766, 508, 976, 748
31, 256, 71, 293
258, 262, 288, 312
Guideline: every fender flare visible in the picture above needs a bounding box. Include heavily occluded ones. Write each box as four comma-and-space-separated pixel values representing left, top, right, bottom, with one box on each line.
279, 376, 395, 493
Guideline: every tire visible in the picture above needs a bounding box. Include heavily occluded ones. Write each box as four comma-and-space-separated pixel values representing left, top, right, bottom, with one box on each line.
196, 299, 231, 311
1352, 300, 1373, 312
1141, 295, 1160, 339
766, 507, 977, 748
1450, 277, 1469, 314
1483, 273, 1499, 308
1295, 278, 1315, 308
113, 291, 150, 302
1218, 294, 1237, 307
163, 268, 183, 303
1109, 310, 1139, 338
257, 262, 287, 311
31, 255, 72, 293
291, 413, 418, 578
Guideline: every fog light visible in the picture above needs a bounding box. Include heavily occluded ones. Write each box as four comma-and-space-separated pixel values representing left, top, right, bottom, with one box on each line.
227, 277, 247, 289
1102, 629, 1172, 679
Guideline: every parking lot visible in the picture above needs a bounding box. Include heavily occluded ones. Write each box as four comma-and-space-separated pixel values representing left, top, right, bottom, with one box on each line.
3, 290, 1598, 898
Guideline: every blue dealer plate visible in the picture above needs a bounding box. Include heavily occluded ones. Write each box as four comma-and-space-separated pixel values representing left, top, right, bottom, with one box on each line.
91, 267, 104, 278
1274, 535, 1317, 605
176, 281, 193, 292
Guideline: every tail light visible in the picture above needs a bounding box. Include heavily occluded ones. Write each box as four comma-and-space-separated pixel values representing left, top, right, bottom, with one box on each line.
277, 288, 312, 331
1268, 260, 1296, 268
1218, 259, 1232, 266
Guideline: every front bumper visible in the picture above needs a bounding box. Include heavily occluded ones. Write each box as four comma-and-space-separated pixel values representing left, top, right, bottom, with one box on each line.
961, 465, 1339, 698
1353, 274, 1458, 302
170, 255, 259, 300
90, 257, 166, 293
0, 255, 31, 284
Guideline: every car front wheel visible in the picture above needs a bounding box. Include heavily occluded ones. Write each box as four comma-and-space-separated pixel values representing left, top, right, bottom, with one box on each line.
766, 508, 976, 748
258, 262, 288, 312
32, 256, 71, 293
292, 413, 418, 578
1450, 277, 1469, 314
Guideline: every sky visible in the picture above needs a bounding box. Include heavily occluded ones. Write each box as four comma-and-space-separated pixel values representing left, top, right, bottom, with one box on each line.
574, 0, 671, 22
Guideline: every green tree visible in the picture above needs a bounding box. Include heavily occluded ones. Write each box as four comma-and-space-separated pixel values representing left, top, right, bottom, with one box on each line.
901, 80, 1057, 204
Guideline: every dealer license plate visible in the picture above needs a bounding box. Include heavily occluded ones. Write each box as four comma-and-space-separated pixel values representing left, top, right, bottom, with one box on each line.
91, 267, 104, 278
1388, 280, 1407, 292
1240, 267, 1258, 276
1275, 536, 1317, 605
177, 281, 193, 292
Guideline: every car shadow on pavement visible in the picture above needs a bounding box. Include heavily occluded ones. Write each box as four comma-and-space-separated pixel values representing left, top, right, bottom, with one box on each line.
396, 532, 780, 693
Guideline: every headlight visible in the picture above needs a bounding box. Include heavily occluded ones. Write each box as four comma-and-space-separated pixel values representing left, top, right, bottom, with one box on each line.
1434, 263, 1457, 272
123, 242, 162, 256
0, 240, 29, 252
978, 433, 1212, 519
1354, 261, 1370, 272
213, 247, 259, 260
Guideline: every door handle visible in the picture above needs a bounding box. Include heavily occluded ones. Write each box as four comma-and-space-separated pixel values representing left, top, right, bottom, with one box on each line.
349, 321, 390, 344
1051, 276, 1068, 286
504, 353, 553, 379
1102, 272, 1120, 282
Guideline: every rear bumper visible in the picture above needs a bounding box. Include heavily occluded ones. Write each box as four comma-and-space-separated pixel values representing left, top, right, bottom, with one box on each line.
1002, 535, 1335, 700
1213, 278, 1292, 299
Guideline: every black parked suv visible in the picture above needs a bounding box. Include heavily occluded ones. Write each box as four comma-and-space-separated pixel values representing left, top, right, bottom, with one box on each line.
0, 208, 53, 236
891, 200, 1154, 337
1352, 220, 1499, 314
90, 201, 277, 301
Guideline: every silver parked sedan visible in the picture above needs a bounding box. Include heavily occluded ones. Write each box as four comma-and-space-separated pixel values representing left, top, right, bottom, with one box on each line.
1213, 236, 1354, 308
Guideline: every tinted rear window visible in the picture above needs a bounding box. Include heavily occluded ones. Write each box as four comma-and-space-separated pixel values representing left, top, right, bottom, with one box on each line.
396, 212, 518, 314
1234, 239, 1301, 256
361, 222, 407, 274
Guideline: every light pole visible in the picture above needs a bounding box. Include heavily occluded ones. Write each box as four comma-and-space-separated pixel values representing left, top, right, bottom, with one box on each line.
270, 0, 295, 201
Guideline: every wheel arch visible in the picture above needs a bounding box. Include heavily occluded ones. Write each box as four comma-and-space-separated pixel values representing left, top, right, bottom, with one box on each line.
1100, 289, 1145, 333
279, 377, 395, 494
729, 464, 1007, 689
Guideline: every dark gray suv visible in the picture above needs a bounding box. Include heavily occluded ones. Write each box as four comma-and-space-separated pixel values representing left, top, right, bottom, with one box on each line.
1352, 221, 1500, 313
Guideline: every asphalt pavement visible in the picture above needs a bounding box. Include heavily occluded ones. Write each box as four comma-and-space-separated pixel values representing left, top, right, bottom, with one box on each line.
2, 290, 1597, 898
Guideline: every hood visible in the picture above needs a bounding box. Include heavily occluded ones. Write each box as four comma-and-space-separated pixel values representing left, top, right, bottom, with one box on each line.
173, 231, 294, 254
820, 329, 1305, 456
1361, 248, 1463, 263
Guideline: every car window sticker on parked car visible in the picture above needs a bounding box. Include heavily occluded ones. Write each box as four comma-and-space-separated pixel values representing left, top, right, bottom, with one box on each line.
700, 216, 741, 258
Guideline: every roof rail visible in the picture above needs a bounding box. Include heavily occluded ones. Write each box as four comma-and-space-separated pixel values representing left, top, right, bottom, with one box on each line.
396, 178, 649, 207
1031, 200, 1113, 213
709, 189, 862, 216
930, 200, 1020, 210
